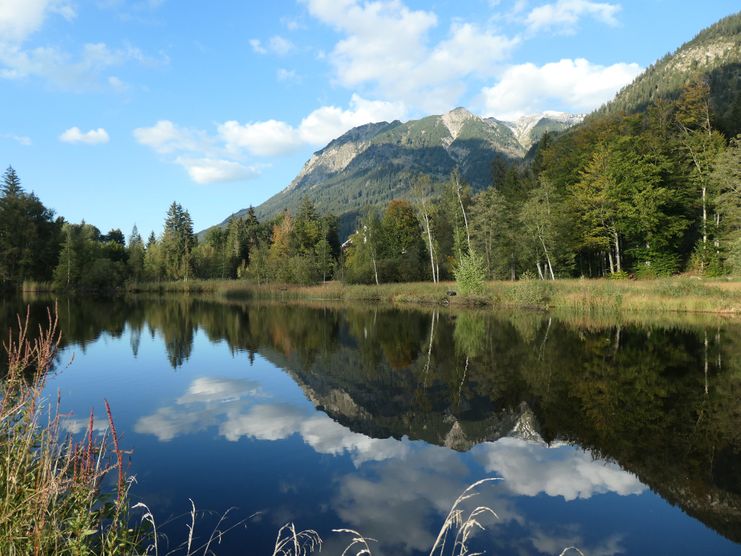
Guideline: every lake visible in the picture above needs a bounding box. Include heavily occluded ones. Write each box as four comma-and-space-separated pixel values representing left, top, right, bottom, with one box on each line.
1, 295, 740, 555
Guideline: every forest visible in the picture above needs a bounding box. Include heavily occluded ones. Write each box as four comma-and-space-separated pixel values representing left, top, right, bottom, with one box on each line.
0, 81, 738, 293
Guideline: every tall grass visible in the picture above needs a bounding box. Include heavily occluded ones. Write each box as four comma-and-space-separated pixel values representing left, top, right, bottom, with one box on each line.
0, 306, 141, 555
272, 479, 503, 556
129, 276, 741, 315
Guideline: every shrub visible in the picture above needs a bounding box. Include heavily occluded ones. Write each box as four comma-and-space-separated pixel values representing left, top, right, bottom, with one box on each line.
508, 280, 555, 309
454, 252, 487, 295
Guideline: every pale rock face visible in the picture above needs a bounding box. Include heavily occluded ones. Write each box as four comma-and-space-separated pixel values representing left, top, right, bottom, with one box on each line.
667, 39, 737, 73
283, 108, 581, 196
441, 107, 477, 140
503, 111, 585, 150
286, 140, 369, 192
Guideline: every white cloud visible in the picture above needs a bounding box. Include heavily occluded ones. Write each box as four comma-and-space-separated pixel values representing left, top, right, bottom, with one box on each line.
299, 94, 405, 144
0, 133, 32, 146
0, 0, 51, 44
525, 0, 621, 34
218, 119, 303, 157
250, 35, 295, 56
59, 126, 110, 144
0, 42, 167, 90
473, 437, 645, 501
249, 38, 267, 54
133, 120, 212, 154
304, 0, 518, 112
269, 35, 294, 55
481, 58, 642, 119
218, 94, 406, 157
107, 75, 128, 92
276, 68, 299, 82
174, 157, 260, 184
137, 94, 404, 183
49, 2, 76, 22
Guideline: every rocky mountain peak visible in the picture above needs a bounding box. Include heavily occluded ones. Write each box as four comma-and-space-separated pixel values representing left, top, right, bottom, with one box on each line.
441, 106, 478, 140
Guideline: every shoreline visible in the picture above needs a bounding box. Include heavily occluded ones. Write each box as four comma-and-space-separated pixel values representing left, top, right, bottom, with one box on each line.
114, 277, 741, 316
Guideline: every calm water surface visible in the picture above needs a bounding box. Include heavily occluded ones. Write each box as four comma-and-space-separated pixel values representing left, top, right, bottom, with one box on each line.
1, 296, 740, 555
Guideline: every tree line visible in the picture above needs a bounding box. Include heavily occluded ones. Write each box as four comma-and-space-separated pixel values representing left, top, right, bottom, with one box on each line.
0, 81, 738, 292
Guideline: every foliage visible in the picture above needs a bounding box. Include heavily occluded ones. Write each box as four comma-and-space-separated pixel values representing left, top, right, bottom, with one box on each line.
454, 252, 487, 295
0, 166, 62, 287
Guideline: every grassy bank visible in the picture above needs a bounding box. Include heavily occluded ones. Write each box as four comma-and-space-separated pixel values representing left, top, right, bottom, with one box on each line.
127, 277, 741, 315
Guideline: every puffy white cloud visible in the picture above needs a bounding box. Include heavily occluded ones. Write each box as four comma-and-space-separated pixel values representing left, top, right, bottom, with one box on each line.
298, 94, 405, 145
473, 437, 645, 501
481, 58, 642, 120
135, 121, 262, 183
525, 0, 621, 34
304, 0, 518, 112
133, 120, 212, 154
59, 126, 110, 144
218, 119, 303, 157
0, 0, 51, 44
218, 94, 405, 157
174, 157, 260, 184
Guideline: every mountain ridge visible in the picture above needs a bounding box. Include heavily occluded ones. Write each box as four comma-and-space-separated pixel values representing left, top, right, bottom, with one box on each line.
208, 108, 582, 237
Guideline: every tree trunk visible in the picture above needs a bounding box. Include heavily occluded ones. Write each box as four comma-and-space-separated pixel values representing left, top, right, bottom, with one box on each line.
536, 260, 544, 280
607, 250, 615, 275
422, 211, 437, 283
613, 231, 621, 273
702, 185, 707, 247
454, 173, 471, 252
538, 232, 555, 280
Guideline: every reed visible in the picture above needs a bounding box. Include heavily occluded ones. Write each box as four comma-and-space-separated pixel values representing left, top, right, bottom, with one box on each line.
0, 305, 142, 555
128, 276, 741, 315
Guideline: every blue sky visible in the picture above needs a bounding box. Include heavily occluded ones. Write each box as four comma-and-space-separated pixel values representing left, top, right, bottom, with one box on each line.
0, 0, 738, 238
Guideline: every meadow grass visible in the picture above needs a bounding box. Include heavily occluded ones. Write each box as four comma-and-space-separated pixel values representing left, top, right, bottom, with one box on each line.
128, 276, 741, 316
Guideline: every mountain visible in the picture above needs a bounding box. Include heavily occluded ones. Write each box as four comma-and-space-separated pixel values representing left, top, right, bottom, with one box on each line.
596, 11, 741, 136
209, 13, 740, 238
210, 109, 582, 238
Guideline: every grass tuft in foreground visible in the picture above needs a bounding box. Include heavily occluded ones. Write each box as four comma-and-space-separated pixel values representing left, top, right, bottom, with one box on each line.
0, 306, 142, 555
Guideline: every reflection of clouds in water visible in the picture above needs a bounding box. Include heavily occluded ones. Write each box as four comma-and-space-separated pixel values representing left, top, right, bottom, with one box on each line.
331, 445, 517, 554
135, 376, 639, 554
135, 377, 406, 465
134, 376, 266, 442
221, 404, 408, 466
135, 405, 218, 442
176, 377, 264, 404
60, 416, 109, 435
473, 437, 645, 501
331, 440, 634, 555
530, 527, 625, 556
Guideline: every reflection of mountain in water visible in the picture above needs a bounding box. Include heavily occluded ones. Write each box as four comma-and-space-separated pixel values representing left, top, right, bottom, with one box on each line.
272, 349, 544, 452
2, 297, 741, 543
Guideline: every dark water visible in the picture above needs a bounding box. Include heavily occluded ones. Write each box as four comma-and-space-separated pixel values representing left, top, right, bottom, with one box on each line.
2, 295, 741, 555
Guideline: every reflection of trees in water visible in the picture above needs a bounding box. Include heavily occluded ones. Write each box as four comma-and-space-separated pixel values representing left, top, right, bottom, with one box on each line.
1, 295, 741, 540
